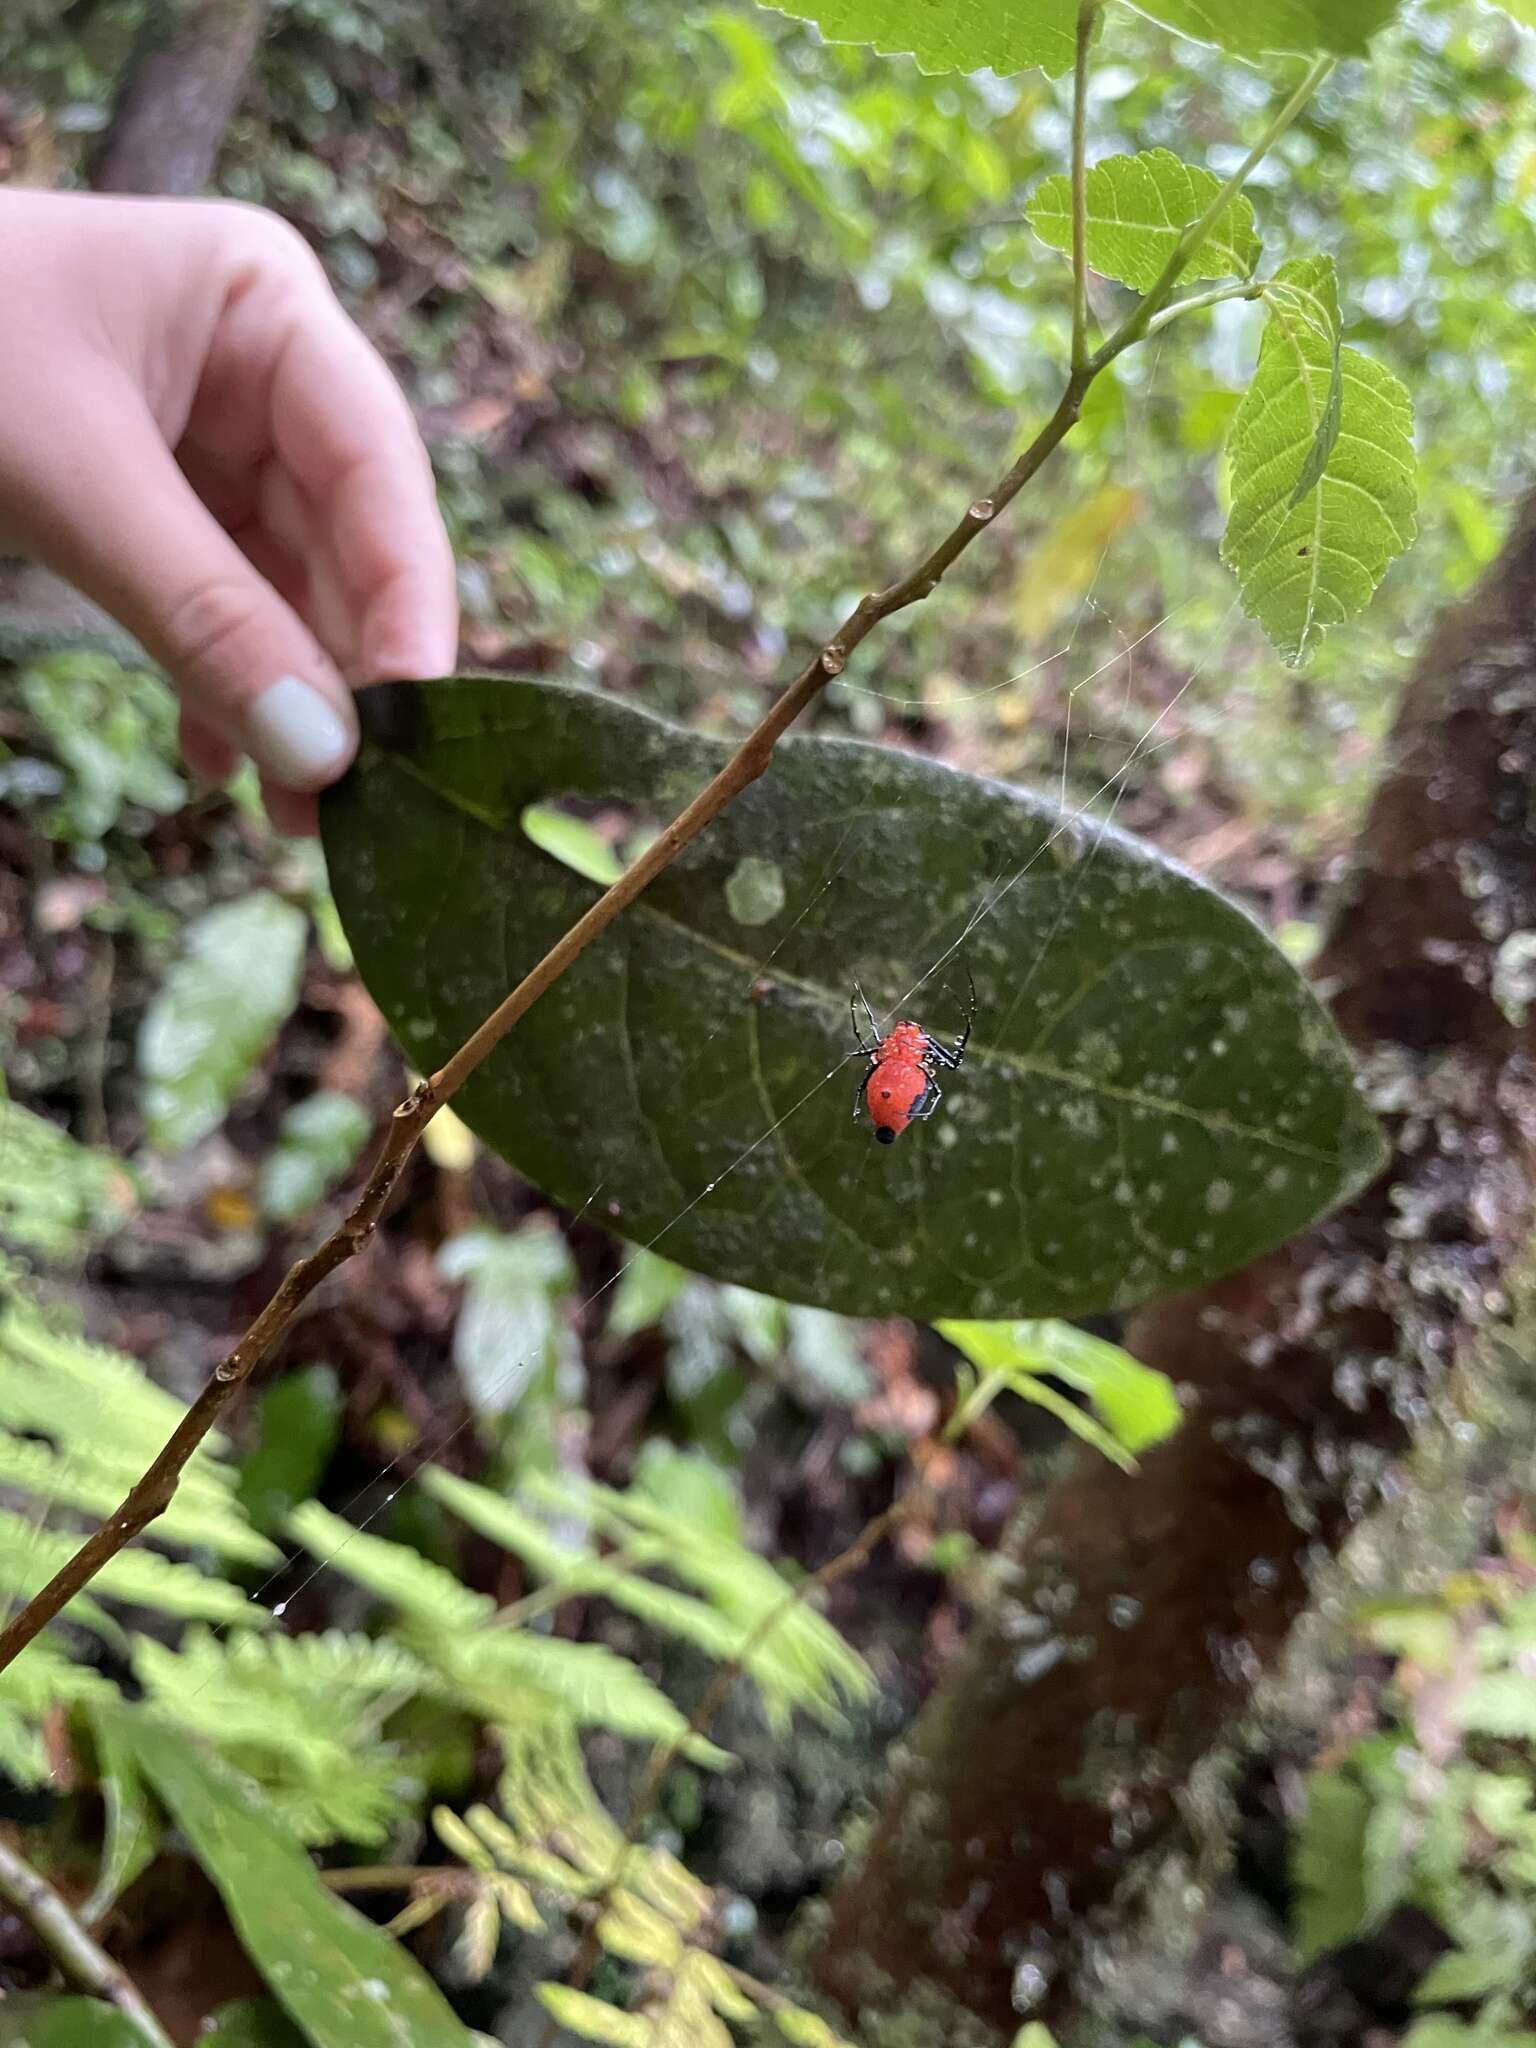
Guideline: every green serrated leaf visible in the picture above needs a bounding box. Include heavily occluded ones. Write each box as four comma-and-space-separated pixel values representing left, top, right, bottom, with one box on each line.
121, 1715, 478, 2048
323, 679, 1386, 1320
1223, 256, 1417, 664
761, 0, 1396, 69
758, 0, 1076, 76
1132, 0, 1401, 55
138, 892, 307, 1151
1028, 149, 1259, 294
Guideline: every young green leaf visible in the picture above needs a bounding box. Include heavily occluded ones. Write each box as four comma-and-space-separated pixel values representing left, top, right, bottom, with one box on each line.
1223, 257, 1417, 664
138, 892, 307, 1151
122, 1715, 479, 2048
0, 1996, 161, 2048
198, 2000, 308, 2048
533, 1986, 650, 2048
438, 1222, 575, 1418
758, 0, 1076, 77
323, 679, 1387, 1321
1027, 149, 1260, 294
1133, 0, 1401, 56
939, 1318, 1180, 1460
258, 1092, 372, 1222
608, 1249, 690, 1342
759, 0, 1397, 71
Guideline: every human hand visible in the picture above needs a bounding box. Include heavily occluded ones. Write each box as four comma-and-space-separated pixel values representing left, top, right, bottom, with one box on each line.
0, 189, 458, 834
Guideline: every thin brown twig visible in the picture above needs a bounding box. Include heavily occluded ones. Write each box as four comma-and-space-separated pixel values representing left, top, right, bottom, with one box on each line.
0, 1832, 173, 2048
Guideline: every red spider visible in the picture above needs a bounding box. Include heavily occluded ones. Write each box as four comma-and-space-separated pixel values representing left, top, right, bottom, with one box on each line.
851, 968, 976, 1145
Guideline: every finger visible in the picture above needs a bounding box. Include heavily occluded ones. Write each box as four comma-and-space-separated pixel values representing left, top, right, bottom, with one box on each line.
266, 302, 459, 680
178, 708, 239, 785
25, 378, 358, 793
260, 778, 318, 839
258, 461, 358, 677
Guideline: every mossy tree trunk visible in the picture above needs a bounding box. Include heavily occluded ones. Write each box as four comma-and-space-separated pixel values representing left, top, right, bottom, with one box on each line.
814, 495, 1536, 2039
90, 0, 268, 198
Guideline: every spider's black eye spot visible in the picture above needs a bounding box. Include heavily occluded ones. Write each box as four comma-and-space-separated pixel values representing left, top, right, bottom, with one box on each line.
876, 1127, 897, 1145
881, 1088, 891, 1099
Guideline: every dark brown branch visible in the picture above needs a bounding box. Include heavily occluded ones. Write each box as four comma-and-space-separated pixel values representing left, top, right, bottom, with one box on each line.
814, 494, 1536, 2037
0, 1834, 173, 2048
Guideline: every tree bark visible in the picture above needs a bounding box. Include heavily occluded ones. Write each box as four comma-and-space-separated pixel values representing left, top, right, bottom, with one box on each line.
90, 0, 268, 198
815, 495, 1536, 2038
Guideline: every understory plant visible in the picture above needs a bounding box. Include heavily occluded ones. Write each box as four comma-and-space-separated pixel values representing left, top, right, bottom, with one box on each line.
5, 0, 1534, 2042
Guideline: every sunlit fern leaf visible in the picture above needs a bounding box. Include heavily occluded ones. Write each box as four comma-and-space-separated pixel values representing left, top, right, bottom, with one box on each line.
134, 1631, 438, 1847
0, 1286, 232, 1463
0, 1096, 136, 1258
420, 1466, 870, 1731
563, 1477, 873, 1723
0, 1433, 276, 1566
0, 1286, 272, 1562
286, 1499, 495, 1632
0, 1506, 259, 1631
432, 1630, 732, 1769
0, 1634, 117, 1788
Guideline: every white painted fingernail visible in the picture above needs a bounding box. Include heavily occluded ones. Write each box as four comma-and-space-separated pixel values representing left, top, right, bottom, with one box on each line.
246, 676, 355, 789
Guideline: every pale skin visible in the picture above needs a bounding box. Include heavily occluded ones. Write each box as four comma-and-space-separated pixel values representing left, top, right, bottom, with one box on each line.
0, 190, 459, 834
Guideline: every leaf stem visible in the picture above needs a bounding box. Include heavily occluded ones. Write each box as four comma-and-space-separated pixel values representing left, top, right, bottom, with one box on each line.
1144, 278, 1266, 336
1090, 52, 1333, 375
0, 1834, 173, 2048
1070, 3, 1099, 376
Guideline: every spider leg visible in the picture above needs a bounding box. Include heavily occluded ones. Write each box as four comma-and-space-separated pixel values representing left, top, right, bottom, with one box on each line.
932, 960, 977, 1069
852, 1073, 869, 1122
910, 1077, 944, 1120
850, 983, 881, 1058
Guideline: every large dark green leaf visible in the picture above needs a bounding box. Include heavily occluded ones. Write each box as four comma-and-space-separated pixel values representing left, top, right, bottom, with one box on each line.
120, 1715, 476, 2048
321, 679, 1385, 1321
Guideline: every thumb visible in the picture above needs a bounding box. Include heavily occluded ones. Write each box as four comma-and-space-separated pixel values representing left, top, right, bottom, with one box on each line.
19, 386, 357, 792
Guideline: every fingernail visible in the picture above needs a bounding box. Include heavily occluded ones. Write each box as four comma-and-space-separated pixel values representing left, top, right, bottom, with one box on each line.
246, 676, 356, 789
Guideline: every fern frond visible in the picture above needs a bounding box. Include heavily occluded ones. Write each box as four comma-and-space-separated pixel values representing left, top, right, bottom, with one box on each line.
0, 1289, 232, 1465
0, 1636, 117, 1788
134, 1629, 437, 1847
0, 1506, 258, 1631
433, 1630, 730, 1769
0, 1097, 136, 1258
286, 1500, 494, 1631
420, 1466, 869, 1729
0, 1433, 275, 1565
